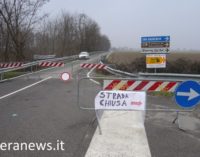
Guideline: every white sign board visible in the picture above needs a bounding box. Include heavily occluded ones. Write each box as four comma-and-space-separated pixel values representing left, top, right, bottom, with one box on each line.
141, 48, 170, 54
146, 54, 166, 68
95, 90, 146, 110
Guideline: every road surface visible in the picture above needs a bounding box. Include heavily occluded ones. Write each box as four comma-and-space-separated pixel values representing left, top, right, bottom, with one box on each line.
0, 52, 200, 157
0, 54, 101, 157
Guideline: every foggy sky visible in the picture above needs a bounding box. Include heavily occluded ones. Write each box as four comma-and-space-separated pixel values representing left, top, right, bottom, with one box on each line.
42, 0, 200, 50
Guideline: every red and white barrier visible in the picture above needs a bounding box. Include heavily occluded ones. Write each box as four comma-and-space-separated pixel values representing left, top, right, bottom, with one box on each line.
103, 80, 179, 92
80, 63, 107, 69
39, 62, 64, 67
0, 62, 23, 68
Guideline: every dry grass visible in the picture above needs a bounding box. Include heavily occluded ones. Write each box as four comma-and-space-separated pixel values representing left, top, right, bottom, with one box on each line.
167, 52, 200, 61
106, 51, 142, 65
107, 51, 200, 65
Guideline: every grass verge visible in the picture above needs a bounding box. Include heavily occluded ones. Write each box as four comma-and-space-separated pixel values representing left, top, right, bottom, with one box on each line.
149, 91, 174, 97
3, 71, 27, 79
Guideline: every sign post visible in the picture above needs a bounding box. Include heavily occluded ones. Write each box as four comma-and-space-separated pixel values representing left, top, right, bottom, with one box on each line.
141, 35, 170, 73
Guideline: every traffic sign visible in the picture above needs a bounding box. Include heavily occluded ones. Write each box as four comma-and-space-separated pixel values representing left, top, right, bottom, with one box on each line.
141, 36, 170, 53
146, 54, 166, 68
175, 81, 200, 108
141, 36, 170, 43
95, 90, 146, 110
61, 72, 70, 81
141, 48, 170, 54
141, 42, 170, 48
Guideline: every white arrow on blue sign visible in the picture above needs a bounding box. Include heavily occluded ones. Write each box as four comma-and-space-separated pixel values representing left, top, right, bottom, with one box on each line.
175, 80, 200, 108
141, 36, 170, 43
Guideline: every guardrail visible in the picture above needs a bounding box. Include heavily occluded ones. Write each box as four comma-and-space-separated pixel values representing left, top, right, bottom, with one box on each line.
0, 55, 78, 80
0, 50, 107, 81
139, 72, 200, 78
101, 58, 200, 81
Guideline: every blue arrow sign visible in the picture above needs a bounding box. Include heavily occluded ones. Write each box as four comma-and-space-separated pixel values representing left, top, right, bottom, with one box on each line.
141, 36, 170, 43
175, 81, 200, 108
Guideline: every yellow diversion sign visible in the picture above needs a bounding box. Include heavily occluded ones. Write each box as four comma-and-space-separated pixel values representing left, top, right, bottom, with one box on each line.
146, 54, 166, 68
146, 56, 166, 64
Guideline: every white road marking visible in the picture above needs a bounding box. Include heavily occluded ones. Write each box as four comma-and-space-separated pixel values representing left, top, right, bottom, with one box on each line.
87, 66, 100, 85
0, 77, 52, 100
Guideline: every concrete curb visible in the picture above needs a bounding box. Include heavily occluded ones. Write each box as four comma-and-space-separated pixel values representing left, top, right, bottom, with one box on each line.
85, 111, 151, 157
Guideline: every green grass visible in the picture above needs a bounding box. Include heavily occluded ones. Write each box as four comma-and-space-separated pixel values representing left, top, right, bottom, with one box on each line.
3, 71, 26, 79
149, 91, 174, 97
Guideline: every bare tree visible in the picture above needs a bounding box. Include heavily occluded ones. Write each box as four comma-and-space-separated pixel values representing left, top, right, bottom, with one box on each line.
0, 16, 12, 61
32, 12, 111, 58
0, 0, 49, 61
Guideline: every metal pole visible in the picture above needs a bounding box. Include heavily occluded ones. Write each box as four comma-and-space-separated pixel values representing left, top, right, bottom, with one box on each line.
95, 110, 102, 135
71, 62, 73, 74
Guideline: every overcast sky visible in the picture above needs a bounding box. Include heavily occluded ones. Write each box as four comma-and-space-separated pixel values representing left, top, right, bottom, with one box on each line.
42, 0, 200, 50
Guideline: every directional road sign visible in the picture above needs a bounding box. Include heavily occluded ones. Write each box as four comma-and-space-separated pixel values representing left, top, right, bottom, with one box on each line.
146, 54, 166, 68
175, 81, 200, 108
141, 42, 170, 48
141, 36, 170, 43
141, 36, 170, 53
141, 48, 170, 54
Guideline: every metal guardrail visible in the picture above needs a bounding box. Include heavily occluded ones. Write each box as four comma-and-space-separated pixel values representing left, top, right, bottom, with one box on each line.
100, 59, 200, 81
106, 66, 138, 77
139, 72, 200, 78
0, 51, 107, 81
0, 55, 78, 80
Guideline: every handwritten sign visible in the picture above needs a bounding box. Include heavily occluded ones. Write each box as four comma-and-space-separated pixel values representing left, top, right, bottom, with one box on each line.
95, 90, 146, 110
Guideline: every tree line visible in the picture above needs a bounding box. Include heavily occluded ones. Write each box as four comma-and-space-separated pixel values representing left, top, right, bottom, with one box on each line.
0, 0, 111, 61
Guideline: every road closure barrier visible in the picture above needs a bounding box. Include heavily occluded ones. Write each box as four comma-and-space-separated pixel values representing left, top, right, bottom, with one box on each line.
80, 63, 107, 69
0, 62, 23, 68
77, 77, 196, 111
103, 80, 179, 92
39, 61, 64, 67
77, 76, 196, 133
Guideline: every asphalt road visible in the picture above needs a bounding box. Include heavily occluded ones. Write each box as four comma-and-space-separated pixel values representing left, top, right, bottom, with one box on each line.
0, 54, 101, 157
145, 95, 200, 157
0, 53, 200, 157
